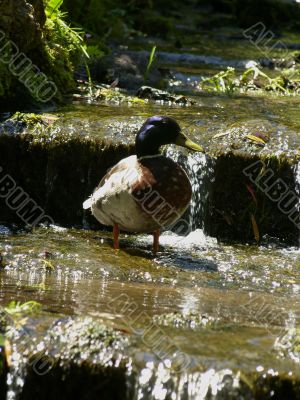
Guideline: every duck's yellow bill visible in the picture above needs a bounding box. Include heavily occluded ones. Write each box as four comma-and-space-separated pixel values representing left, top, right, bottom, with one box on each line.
175, 133, 204, 152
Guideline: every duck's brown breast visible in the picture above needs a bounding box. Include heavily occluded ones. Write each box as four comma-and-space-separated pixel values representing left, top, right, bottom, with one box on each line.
131, 156, 192, 229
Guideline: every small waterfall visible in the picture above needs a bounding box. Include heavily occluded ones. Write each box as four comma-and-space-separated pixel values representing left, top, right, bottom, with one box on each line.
133, 362, 247, 400
166, 147, 215, 231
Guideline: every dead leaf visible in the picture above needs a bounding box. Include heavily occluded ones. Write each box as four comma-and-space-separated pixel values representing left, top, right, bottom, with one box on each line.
4, 339, 12, 367
245, 134, 266, 145
110, 78, 119, 88
41, 114, 59, 125
213, 132, 228, 139
246, 184, 257, 205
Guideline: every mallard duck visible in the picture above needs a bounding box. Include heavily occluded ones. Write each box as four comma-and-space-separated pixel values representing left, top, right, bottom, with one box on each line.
83, 116, 204, 254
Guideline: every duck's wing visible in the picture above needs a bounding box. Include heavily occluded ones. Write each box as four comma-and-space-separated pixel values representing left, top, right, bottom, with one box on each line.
83, 197, 93, 209
82, 156, 138, 210
82, 165, 117, 209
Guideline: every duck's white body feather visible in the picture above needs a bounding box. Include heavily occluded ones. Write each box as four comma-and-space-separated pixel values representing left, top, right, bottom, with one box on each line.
84, 156, 155, 232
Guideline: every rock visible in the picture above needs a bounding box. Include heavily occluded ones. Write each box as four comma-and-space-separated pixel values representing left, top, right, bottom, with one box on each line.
0, 0, 45, 53
7, 316, 131, 400
0, 0, 47, 107
0, 0, 80, 106
89, 51, 167, 90
136, 85, 194, 104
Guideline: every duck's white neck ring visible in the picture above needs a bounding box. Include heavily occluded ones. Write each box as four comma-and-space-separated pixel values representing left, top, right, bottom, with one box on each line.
138, 154, 163, 161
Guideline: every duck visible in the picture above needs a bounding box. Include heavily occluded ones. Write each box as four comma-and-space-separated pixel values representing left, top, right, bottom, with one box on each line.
83, 116, 204, 255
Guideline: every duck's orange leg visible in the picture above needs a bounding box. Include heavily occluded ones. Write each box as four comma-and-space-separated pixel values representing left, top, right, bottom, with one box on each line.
153, 229, 160, 256
113, 223, 119, 250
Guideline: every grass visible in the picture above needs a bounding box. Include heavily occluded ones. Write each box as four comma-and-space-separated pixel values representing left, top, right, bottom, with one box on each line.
46, 0, 89, 59
4, 301, 42, 317
144, 45, 157, 81
200, 65, 300, 95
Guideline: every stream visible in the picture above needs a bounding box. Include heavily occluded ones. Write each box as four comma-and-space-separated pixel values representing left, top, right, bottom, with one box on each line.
0, 25, 300, 400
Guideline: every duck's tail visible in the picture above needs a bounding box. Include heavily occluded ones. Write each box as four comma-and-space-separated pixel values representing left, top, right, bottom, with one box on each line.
83, 197, 92, 209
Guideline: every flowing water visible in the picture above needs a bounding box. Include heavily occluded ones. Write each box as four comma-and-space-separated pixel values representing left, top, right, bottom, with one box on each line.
1, 26, 300, 399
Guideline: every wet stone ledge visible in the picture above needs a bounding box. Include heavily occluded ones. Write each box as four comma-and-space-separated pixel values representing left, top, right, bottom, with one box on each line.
0, 311, 299, 400
0, 113, 299, 244
0, 112, 135, 228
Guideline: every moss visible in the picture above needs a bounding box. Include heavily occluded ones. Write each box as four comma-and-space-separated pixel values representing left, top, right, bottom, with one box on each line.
42, 16, 83, 96
0, 112, 46, 134
0, 0, 83, 106
76, 83, 147, 104
0, 64, 13, 98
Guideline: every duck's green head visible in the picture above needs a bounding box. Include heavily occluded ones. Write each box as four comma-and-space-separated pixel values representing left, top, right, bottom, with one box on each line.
136, 116, 204, 158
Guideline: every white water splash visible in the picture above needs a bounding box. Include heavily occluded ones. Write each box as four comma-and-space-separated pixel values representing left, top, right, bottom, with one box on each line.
134, 361, 243, 400
166, 147, 215, 230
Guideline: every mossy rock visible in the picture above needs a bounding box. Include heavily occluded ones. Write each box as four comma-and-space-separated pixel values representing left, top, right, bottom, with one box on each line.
0, 112, 135, 227
7, 316, 132, 400
0, 112, 299, 243
0, 0, 79, 107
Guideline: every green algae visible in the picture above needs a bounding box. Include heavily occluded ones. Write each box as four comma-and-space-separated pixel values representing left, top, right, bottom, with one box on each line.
4, 300, 42, 317
75, 82, 148, 105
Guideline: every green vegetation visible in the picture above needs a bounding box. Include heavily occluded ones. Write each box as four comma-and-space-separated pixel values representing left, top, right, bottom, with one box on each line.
43, 0, 89, 96
1, 0, 300, 106
4, 301, 42, 317
200, 66, 300, 95
144, 45, 157, 81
